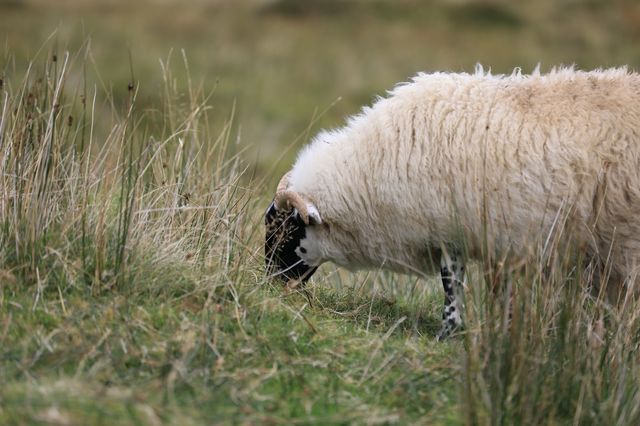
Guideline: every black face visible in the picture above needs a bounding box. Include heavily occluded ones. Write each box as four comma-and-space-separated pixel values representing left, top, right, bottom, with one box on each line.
265, 201, 318, 283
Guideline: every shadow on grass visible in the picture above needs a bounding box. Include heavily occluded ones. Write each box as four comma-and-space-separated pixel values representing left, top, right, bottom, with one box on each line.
296, 285, 443, 338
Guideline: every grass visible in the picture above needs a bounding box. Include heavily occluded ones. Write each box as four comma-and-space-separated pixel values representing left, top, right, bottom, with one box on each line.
0, 45, 461, 424
3, 0, 640, 424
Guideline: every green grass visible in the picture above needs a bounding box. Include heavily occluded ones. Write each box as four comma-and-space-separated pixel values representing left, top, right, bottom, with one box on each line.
3, 1, 640, 424
1, 277, 460, 424
0, 46, 461, 424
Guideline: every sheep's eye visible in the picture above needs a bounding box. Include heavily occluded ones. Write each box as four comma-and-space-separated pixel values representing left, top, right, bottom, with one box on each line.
300, 247, 307, 254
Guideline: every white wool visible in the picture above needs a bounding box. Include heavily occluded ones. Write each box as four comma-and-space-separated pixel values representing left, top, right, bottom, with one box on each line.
284, 67, 640, 290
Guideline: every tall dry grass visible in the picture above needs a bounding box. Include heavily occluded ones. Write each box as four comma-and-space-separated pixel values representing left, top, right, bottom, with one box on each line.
0, 48, 262, 296
461, 243, 640, 424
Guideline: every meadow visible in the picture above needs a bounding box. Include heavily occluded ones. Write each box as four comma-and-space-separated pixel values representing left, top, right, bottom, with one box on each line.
2, 0, 640, 424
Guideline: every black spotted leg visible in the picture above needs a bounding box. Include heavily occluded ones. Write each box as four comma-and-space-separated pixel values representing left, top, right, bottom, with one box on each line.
437, 250, 465, 341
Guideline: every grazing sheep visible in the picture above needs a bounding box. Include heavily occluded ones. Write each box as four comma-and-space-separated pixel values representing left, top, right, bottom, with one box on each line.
265, 66, 640, 339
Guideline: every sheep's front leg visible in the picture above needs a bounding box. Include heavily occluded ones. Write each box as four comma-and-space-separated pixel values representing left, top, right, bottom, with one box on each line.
437, 250, 465, 341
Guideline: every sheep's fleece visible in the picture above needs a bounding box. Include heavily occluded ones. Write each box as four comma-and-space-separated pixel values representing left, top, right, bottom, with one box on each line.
265, 66, 640, 339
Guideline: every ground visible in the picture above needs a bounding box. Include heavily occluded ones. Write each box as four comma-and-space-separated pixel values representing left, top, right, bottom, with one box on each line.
2, 0, 640, 424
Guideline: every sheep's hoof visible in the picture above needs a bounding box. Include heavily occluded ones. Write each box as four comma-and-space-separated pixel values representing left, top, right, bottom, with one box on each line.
436, 322, 462, 341
436, 328, 450, 341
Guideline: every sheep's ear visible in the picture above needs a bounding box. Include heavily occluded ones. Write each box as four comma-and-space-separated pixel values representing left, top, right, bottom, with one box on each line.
307, 203, 322, 225
296, 202, 322, 225
265, 201, 278, 222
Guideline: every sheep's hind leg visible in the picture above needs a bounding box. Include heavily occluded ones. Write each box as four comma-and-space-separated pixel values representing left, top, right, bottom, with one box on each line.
437, 250, 465, 341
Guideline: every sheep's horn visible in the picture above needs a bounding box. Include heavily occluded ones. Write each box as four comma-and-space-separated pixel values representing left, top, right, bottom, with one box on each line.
276, 171, 292, 194
274, 172, 317, 225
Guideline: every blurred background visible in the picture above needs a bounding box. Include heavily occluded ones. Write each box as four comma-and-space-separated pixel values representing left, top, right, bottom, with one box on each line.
2, 0, 640, 174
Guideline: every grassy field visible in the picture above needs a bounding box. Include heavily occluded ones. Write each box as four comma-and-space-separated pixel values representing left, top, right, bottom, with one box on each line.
2, 0, 640, 424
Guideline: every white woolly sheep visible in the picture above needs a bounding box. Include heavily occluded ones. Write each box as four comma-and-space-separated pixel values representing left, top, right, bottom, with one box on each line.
265, 66, 640, 339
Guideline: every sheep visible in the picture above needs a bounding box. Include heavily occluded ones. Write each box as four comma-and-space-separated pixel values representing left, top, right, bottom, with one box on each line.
265, 66, 640, 340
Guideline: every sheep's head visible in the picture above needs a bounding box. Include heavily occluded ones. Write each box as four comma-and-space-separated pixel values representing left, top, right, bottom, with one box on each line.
265, 172, 322, 286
